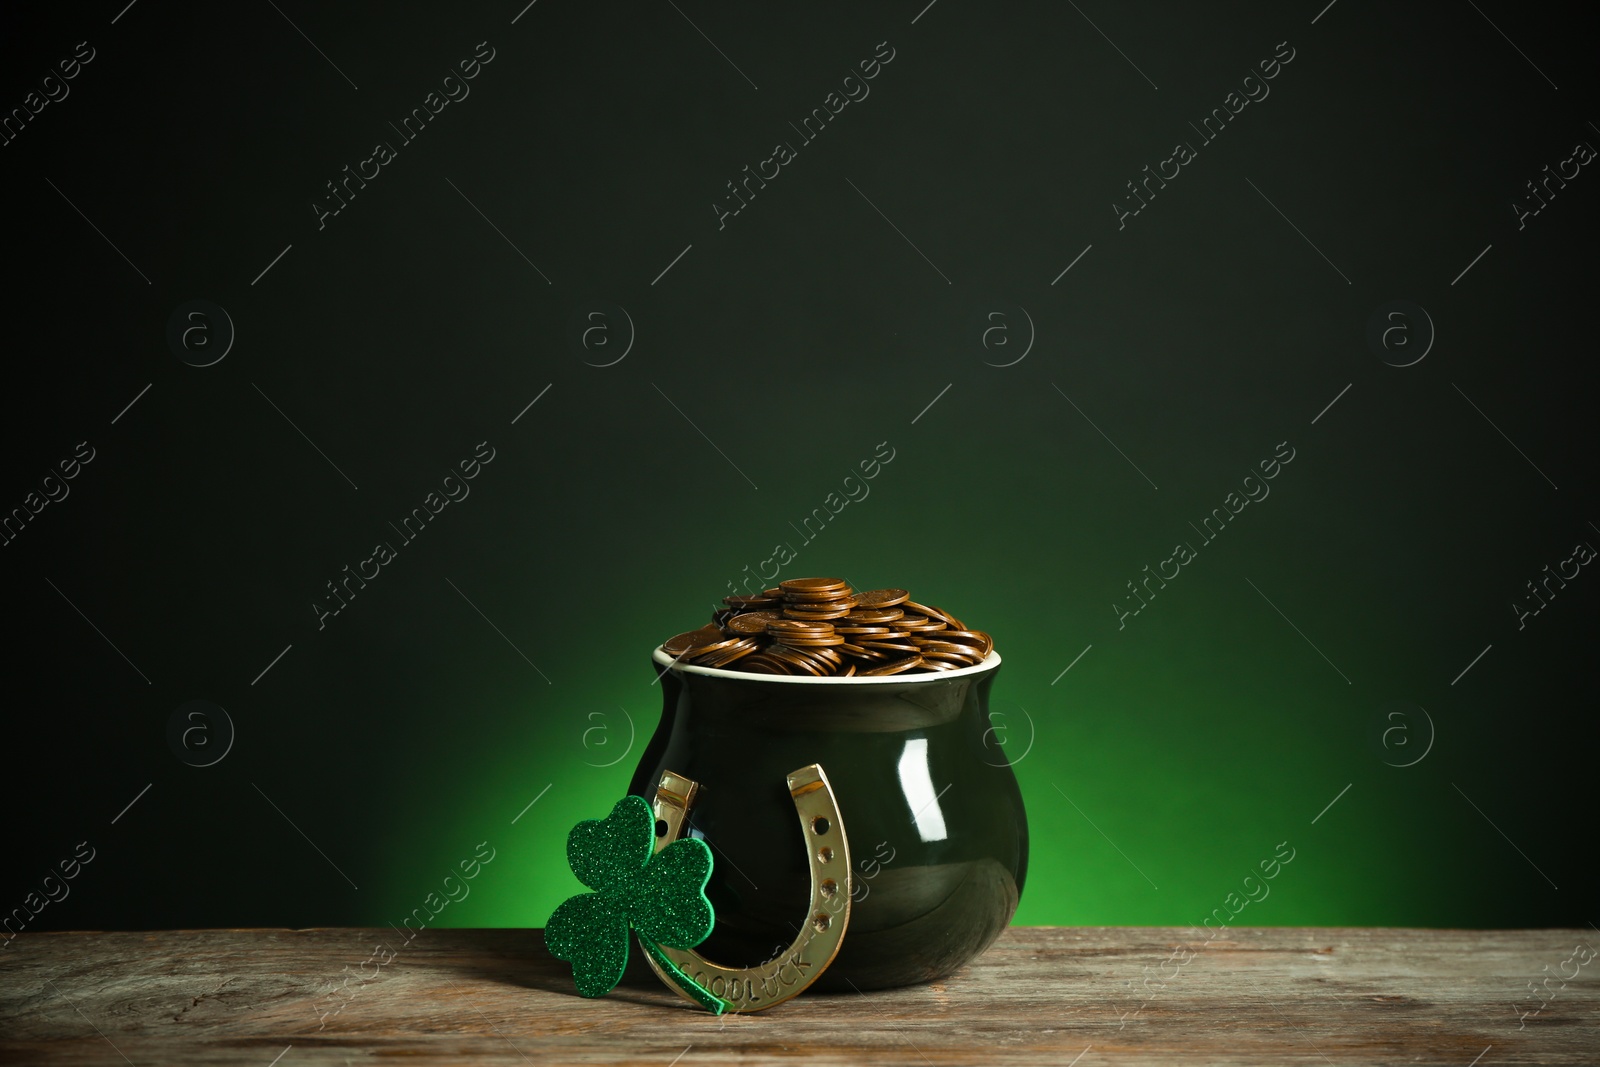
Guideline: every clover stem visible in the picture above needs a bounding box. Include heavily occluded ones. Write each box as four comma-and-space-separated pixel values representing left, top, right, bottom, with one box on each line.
639, 937, 729, 1015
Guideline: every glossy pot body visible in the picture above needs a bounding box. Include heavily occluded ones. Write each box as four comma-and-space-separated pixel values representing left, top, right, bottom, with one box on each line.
629, 649, 1027, 990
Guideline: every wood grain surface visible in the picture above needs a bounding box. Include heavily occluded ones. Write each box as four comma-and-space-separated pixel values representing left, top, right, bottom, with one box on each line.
1, 927, 1594, 1065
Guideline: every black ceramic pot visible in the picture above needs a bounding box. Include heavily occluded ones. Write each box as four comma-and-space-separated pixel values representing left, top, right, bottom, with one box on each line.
629, 648, 1028, 991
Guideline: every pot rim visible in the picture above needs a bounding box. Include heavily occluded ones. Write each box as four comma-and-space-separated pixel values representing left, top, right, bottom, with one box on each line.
652, 646, 1001, 684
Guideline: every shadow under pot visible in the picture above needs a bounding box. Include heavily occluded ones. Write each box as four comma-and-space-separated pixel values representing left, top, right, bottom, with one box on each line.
629, 647, 1028, 991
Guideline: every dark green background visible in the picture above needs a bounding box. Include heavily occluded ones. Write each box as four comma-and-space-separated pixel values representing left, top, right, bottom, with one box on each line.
2, 0, 1594, 938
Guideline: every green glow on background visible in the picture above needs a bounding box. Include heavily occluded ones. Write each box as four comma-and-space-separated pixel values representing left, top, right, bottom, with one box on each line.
357, 419, 1588, 932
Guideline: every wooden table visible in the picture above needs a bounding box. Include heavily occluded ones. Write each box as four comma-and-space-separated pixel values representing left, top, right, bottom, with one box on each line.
1, 927, 1594, 1064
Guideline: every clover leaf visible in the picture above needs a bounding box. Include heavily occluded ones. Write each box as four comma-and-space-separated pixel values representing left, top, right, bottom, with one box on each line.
544, 795, 716, 1000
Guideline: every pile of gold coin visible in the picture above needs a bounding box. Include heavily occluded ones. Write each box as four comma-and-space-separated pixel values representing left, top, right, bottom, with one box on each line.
660, 577, 994, 676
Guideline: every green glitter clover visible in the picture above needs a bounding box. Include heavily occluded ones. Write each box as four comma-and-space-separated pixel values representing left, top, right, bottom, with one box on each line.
545, 795, 726, 1011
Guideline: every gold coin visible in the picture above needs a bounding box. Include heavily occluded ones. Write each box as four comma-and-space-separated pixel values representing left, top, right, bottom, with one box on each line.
685, 636, 747, 662
727, 610, 782, 635
861, 655, 923, 676
698, 637, 762, 667
766, 618, 835, 635
859, 639, 922, 655
663, 624, 724, 655
740, 652, 791, 674
782, 604, 854, 621
921, 649, 982, 666
833, 624, 893, 636
779, 577, 850, 595
767, 644, 826, 675
855, 588, 910, 608
846, 607, 904, 623
925, 630, 992, 656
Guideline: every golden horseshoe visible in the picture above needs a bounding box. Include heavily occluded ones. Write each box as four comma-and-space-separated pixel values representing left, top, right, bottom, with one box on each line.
642, 764, 852, 1012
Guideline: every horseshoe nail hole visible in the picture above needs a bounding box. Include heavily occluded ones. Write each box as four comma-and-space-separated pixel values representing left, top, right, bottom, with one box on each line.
817, 846, 834, 863
654, 819, 667, 838
811, 816, 830, 835
820, 878, 838, 898
812, 912, 831, 932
